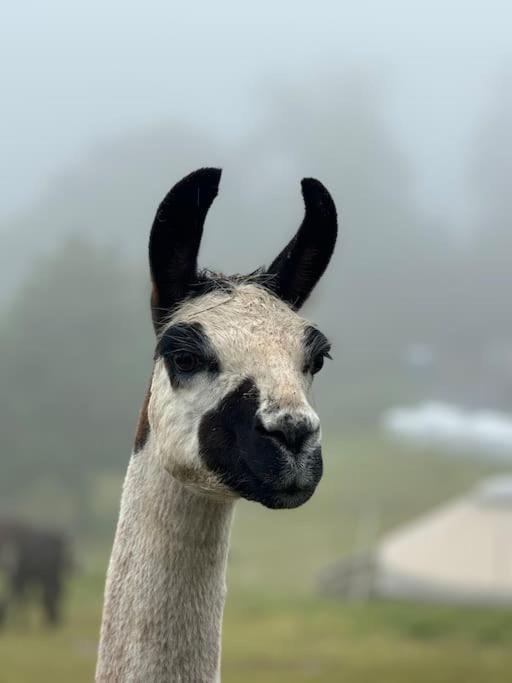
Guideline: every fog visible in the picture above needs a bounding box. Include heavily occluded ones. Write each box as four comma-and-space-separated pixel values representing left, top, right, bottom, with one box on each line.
1, 4, 512, 681
2, 1, 511, 223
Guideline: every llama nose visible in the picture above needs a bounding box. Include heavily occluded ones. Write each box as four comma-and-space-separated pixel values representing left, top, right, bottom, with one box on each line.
256, 414, 319, 455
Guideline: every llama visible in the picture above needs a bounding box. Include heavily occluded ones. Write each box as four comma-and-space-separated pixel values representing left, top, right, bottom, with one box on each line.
0, 520, 71, 627
96, 168, 337, 682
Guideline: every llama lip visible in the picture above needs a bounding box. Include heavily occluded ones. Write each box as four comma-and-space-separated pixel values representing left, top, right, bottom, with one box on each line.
239, 444, 323, 509
271, 449, 323, 489
258, 435, 320, 463
266, 482, 318, 509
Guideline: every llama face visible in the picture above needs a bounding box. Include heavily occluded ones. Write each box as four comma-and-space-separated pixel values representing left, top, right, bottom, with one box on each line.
140, 168, 338, 509
148, 284, 331, 509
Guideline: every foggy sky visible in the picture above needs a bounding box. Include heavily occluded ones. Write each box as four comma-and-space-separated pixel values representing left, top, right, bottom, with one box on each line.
2, 1, 511, 227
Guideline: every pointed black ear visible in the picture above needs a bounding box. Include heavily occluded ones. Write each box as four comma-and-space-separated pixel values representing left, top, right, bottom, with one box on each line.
266, 178, 338, 310
149, 168, 221, 331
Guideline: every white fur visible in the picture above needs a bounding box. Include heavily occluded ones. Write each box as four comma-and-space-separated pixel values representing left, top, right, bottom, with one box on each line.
97, 284, 322, 682
96, 438, 234, 682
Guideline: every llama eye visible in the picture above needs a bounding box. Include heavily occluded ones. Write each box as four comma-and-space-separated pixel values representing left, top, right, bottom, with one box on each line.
311, 354, 325, 374
306, 351, 331, 375
173, 352, 201, 374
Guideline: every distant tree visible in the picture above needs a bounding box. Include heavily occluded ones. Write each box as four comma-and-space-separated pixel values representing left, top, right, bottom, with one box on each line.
0, 238, 151, 530
468, 75, 512, 342
0, 123, 223, 300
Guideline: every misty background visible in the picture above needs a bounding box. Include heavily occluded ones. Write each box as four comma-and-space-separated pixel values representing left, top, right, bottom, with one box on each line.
1, 0, 511, 531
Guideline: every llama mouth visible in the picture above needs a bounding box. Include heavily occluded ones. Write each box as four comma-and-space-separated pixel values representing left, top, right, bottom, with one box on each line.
247, 440, 323, 488
265, 482, 318, 509
233, 456, 322, 509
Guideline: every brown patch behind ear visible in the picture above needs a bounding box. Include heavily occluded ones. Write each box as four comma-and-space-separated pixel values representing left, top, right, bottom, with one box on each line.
134, 380, 152, 454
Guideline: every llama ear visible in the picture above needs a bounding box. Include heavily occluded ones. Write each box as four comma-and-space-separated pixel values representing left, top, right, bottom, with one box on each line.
149, 168, 221, 331
266, 178, 338, 310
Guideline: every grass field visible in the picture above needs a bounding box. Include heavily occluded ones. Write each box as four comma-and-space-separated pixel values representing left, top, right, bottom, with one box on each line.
1, 435, 512, 682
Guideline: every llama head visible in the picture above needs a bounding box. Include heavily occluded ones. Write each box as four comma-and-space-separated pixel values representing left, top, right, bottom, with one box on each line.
140, 168, 337, 509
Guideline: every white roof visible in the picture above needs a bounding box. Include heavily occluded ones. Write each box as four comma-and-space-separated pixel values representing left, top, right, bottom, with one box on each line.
375, 476, 512, 603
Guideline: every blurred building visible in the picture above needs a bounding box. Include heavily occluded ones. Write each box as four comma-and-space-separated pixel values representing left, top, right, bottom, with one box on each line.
320, 476, 512, 605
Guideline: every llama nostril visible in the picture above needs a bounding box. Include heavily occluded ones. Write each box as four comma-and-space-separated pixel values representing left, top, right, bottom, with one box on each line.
256, 417, 317, 455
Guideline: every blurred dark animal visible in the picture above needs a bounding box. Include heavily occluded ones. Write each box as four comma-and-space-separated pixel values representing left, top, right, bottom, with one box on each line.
0, 520, 71, 627
0, 598, 6, 627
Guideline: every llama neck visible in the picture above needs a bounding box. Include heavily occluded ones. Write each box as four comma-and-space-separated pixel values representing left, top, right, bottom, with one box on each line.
96, 437, 235, 682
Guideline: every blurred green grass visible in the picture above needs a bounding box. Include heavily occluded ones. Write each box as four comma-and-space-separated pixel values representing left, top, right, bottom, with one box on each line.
1, 435, 512, 682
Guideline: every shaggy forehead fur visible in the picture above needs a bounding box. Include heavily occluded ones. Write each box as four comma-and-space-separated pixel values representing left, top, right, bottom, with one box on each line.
164, 283, 310, 379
